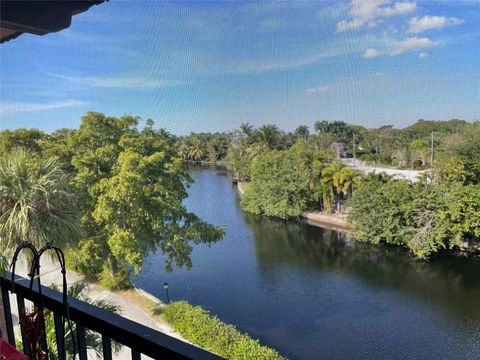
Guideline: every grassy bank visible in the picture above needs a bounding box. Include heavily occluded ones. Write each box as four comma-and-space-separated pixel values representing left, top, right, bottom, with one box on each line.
164, 301, 285, 360
117, 291, 285, 359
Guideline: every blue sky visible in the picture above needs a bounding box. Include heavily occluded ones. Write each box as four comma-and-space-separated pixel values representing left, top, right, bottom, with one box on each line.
1, 0, 479, 135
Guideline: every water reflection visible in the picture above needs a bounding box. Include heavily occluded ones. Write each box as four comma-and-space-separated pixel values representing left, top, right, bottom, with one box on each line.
247, 213, 480, 323
137, 167, 480, 359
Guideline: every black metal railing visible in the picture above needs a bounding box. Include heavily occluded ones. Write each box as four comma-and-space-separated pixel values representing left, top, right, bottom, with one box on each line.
0, 272, 222, 359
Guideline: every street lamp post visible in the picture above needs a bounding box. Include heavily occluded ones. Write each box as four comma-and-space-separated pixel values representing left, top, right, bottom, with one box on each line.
163, 282, 171, 304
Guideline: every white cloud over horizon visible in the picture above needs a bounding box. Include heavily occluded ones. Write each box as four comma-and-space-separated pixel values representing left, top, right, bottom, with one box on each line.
230, 48, 343, 74
363, 36, 439, 58
306, 85, 329, 94
337, 0, 416, 32
364, 48, 381, 58
407, 15, 464, 33
0, 100, 86, 117
50, 73, 182, 89
390, 36, 438, 55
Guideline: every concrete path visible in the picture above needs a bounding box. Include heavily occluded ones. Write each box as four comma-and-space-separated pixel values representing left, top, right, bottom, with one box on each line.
342, 158, 427, 182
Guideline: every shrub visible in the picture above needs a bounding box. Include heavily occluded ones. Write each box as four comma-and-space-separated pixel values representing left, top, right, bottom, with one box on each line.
163, 301, 284, 359
65, 239, 104, 280
99, 263, 131, 290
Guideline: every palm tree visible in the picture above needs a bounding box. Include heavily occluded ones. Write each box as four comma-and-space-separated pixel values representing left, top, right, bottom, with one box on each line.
239, 122, 253, 136
178, 144, 189, 160
0, 150, 81, 254
321, 162, 360, 212
321, 162, 343, 213
187, 136, 205, 161
246, 142, 270, 159
294, 125, 310, 141
392, 148, 421, 168
254, 124, 280, 150
336, 167, 362, 198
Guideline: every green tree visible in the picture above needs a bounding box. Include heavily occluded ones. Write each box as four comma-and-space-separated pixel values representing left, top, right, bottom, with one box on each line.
0, 150, 81, 253
348, 175, 480, 259
241, 142, 315, 219
0, 128, 47, 156
439, 121, 480, 183
348, 178, 416, 247
40, 129, 77, 172
294, 125, 310, 141
321, 162, 359, 212
186, 135, 205, 161
69, 112, 223, 287
253, 124, 281, 151
239, 122, 253, 136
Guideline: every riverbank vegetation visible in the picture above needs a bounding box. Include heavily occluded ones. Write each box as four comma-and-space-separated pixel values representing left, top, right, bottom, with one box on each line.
183, 119, 479, 260
348, 122, 480, 258
0, 112, 224, 289
175, 118, 468, 171
164, 301, 284, 359
0, 114, 478, 275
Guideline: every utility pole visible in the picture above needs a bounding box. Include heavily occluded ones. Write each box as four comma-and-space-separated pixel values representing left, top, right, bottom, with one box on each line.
352, 133, 356, 166
430, 131, 434, 170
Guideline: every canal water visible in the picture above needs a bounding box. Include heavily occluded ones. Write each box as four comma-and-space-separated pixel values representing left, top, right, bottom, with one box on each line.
135, 167, 480, 359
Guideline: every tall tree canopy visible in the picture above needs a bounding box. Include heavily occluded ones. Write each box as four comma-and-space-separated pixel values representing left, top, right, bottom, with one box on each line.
67, 112, 223, 287
0, 128, 47, 155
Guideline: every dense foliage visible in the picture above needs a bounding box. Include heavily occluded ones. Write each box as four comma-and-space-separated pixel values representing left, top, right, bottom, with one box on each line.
0, 149, 81, 252
0, 116, 478, 271
242, 143, 318, 219
0, 112, 224, 289
241, 142, 342, 218
348, 177, 480, 258
65, 113, 223, 287
221, 119, 480, 259
164, 301, 284, 360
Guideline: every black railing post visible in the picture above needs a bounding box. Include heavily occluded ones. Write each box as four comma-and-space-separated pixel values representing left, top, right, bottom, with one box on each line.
102, 335, 112, 360
0, 278, 9, 342
76, 324, 88, 360
54, 312, 66, 360
16, 295, 31, 356
2, 273, 222, 360
0, 279, 15, 345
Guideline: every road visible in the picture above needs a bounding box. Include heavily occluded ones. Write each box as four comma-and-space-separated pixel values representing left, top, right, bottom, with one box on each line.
342, 158, 427, 182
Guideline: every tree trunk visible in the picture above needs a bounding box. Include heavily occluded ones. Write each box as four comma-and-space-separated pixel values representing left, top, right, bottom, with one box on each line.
107, 255, 118, 276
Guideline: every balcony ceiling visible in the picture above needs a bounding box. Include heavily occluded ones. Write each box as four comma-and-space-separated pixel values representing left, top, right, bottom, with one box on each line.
0, 0, 105, 44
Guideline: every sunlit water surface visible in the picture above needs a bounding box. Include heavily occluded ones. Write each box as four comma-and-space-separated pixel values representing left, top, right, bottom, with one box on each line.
135, 167, 480, 360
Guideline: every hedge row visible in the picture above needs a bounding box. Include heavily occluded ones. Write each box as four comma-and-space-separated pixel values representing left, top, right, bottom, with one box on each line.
163, 301, 285, 360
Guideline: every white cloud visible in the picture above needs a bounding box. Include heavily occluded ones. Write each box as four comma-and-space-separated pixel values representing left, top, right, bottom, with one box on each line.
306, 86, 329, 94
418, 52, 428, 59
407, 16, 464, 33
50, 74, 181, 89
337, 0, 416, 32
232, 48, 342, 74
0, 100, 86, 117
364, 48, 381, 58
363, 37, 438, 59
390, 36, 438, 55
